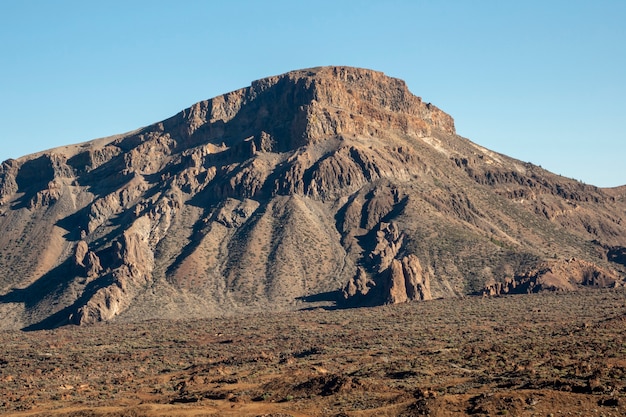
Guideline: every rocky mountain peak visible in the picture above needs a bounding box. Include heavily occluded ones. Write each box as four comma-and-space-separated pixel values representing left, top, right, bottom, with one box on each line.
0, 67, 624, 330
158, 66, 455, 154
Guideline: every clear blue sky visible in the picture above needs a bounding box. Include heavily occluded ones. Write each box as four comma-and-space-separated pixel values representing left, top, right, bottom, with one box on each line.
1, 1, 624, 187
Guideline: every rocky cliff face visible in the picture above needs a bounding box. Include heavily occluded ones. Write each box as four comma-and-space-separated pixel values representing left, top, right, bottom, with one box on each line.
0, 66, 624, 330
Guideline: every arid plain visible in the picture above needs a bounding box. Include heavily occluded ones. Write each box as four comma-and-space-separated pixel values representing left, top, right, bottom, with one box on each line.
2, 288, 625, 416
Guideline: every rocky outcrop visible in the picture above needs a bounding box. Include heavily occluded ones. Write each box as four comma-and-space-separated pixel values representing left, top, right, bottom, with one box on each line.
72, 281, 124, 325
86, 173, 149, 234
0, 153, 78, 209
302, 66, 456, 138
74, 241, 103, 278
482, 258, 621, 296
370, 222, 404, 271
67, 144, 121, 173
17, 154, 75, 189
214, 198, 260, 228
400, 254, 432, 301
386, 259, 409, 304
385, 255, 432, 304
0, 159, 19, 205
343, 267, 376, 299
343, 222, 432, 305
72, 216, 155, 325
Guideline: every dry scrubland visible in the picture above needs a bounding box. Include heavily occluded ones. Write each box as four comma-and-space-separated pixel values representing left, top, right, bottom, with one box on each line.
1, 289, 626, 417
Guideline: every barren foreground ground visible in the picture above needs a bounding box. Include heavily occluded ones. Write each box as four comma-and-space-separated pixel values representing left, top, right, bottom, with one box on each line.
1, 289, 626, 416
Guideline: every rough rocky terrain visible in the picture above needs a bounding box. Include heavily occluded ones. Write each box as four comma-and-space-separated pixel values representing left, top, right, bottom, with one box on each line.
1, 288, 625, 416
0, 66, 625, 330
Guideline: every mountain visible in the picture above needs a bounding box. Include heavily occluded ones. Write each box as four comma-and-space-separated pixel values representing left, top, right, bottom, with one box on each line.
0, 66, 625, 331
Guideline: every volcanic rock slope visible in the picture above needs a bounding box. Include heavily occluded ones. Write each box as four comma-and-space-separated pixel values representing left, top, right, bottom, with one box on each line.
0, 66, 625, 330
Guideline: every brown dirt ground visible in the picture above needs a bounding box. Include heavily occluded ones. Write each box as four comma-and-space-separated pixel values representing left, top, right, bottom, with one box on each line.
1, 288, 626, 416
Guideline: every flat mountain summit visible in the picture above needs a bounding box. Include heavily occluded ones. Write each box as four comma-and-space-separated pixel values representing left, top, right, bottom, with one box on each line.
1, 66, 625, 330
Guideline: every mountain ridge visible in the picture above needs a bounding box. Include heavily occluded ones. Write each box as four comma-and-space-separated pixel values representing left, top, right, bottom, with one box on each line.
0, 66, 624, 330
